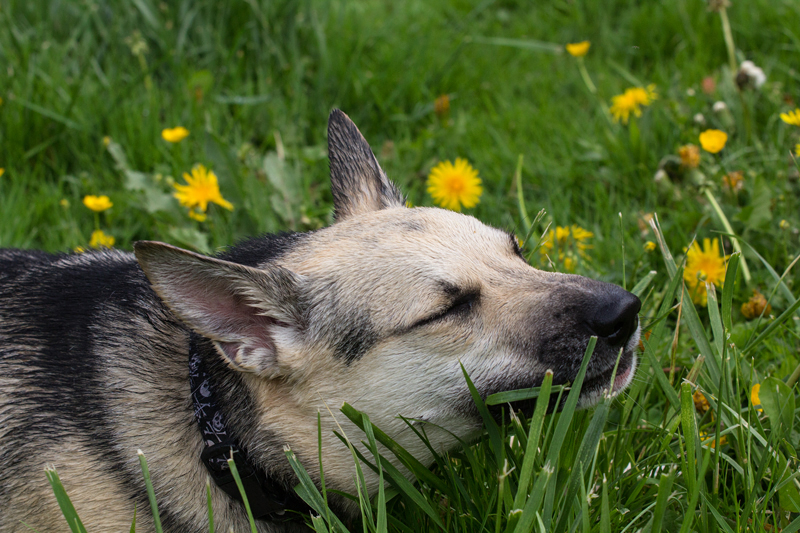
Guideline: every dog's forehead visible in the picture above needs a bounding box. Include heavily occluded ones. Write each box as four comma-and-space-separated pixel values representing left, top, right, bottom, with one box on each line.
285, 207, 514, 272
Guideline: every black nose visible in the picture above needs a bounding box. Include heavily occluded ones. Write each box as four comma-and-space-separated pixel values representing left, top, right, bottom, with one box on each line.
586, 287, 641, 347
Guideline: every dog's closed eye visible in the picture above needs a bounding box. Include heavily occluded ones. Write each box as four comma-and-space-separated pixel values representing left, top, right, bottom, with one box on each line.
412, 289, 480, 329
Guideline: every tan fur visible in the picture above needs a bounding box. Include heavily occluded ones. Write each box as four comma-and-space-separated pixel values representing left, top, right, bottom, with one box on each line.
0, 111, 639, 531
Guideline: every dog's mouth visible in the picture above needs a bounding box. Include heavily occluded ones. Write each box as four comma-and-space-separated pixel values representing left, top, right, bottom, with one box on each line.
484, 347, 638, 421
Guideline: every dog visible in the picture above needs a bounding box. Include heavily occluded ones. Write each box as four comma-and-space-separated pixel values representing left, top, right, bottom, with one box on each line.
0, 110, 640, 532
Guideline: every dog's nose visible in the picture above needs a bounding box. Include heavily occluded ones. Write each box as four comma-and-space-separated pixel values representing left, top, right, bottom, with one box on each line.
586, 288, 641, 347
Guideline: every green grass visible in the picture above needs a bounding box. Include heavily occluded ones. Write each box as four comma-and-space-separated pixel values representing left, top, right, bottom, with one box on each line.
3, 0, 800, 531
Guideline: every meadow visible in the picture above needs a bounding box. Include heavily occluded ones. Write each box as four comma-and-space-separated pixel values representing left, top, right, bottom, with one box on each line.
2, 0, 800, 531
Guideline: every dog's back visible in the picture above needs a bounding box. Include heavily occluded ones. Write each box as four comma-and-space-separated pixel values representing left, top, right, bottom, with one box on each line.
0, 249, 197, 532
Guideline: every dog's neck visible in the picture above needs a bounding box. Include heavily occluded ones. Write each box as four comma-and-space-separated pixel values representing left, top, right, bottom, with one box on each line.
189, 333, 309, 522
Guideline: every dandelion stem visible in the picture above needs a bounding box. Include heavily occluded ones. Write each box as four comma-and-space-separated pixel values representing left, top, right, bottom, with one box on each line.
515, 154, 531, 230
703, 188, 751, 284
718, 7, 738, 73
576, 58, 596, 94
787, 361, 800, 389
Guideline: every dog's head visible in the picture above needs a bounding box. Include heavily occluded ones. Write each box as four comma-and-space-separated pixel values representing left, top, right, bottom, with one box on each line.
135, 110, 639, 489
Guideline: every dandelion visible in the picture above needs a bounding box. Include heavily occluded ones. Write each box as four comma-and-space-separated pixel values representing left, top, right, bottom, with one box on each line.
699, 129, 728, 154
565, 41, 590, 57
736, 60, 766, 89
89, 229, 115, 248
683, 238, 729, 306
795, 143, 800, 157
162, 127, 190, 143
434, 95, 450, 118
188, 210, 207, 222
644, 241, 656, 252
427, 158, 482, 211
699, 430, 728, 449
59, 199, 69, 208
780, 219, 790, 230
722, 171, 744, 193
712, 101, 727, 113
0, 168, 4, 178
83, 195, 113, 212
751, 383, 762, 411
103, 136, 111, 147
741, 290, 771, 320
779, 108, 800, 127
173, 164, 234, 219
693, 390, 710, 414
609, 85, 657, 124
678, 144, 700, 169
571, 225, 594, 255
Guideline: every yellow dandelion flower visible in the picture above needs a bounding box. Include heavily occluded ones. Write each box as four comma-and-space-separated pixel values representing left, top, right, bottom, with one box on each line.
795, 143, 800, 157
780, 219, 790, 230
0, 168, 4, 178
699, 431, 727, 449
570, 225, 594, 242
678, 144, 700, 169
173, 164, 234, 214
644, 241, 657, 252
566, 41, 590, 57
162, 126, 190, 143
555, 226, 571, 245
609, 85, 657, 124
751, 383, 762, 411
188, 210, 207, 222
89, 230, 115, 248
427, 158, 482, 211
699, 129, 728, 154
83, 195, 113, 212
780, 108, 800, 127
563, 256, 576, 272
103, 136, 111, 147
683, 238, 729, 306
693, 390, 710, 414
741, 290, 771, 320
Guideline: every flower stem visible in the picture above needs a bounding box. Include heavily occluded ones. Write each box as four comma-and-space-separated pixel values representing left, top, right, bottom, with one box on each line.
719, 7, 738, 73
577, 58, 596, 94
703, 188, 751, 284
515, 154, 531, 230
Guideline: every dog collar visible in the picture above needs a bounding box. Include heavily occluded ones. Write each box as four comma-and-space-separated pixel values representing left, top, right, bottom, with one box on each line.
189, 334, 308, 522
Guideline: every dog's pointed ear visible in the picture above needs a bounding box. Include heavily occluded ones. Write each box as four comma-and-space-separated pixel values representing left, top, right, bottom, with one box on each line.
327, 109, 405, 221
134, 241, 305, 377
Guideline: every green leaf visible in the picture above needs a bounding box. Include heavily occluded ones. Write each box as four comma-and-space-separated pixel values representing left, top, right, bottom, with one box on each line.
759, 377, 795, 437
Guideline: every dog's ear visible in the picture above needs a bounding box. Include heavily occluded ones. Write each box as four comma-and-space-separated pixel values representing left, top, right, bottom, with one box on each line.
134, 241, 304, 377
327, 109, 405, 221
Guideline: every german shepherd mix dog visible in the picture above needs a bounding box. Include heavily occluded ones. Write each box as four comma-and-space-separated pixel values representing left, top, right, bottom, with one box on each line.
0, 111, 641, 532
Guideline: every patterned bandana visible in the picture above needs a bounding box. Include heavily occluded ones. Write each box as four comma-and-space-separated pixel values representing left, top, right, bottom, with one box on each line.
188, 334, 307, 521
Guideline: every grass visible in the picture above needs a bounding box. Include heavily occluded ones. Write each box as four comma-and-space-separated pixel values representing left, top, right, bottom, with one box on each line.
2, 0, 800, 531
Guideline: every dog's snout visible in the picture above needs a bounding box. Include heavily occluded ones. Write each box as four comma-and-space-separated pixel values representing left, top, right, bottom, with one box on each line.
586, 288, 641, 347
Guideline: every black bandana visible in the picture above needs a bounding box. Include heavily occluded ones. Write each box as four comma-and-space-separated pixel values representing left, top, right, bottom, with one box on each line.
188, 333, 309, 521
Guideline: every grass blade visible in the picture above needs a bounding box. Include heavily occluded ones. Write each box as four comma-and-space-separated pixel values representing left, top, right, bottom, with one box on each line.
137, 449, 164, 533
225, 453, 258, 533
44, 468, 88, 533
